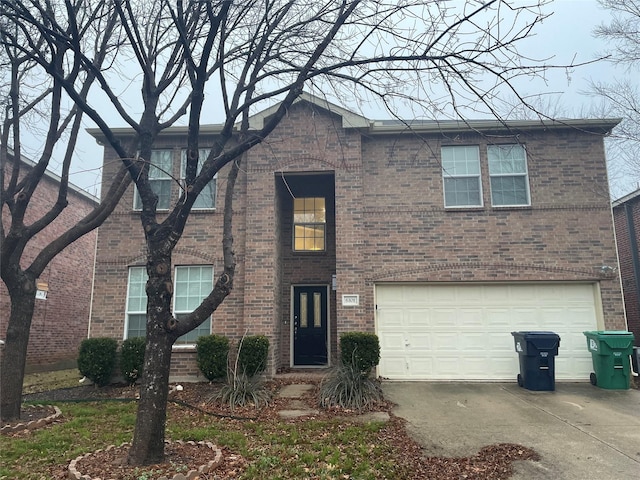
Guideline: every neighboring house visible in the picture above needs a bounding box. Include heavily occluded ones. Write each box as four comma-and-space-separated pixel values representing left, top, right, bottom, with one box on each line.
0, 154, 99, 372
88, 93, 626, 382
612, 188, 640, 345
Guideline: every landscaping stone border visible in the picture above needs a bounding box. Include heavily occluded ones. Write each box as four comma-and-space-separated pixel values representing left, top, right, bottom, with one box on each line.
0, 405, 62, 435
67, 440, 223, 480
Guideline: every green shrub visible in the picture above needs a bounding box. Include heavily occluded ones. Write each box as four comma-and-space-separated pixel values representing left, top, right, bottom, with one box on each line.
196, 334, 230, 381
238, 335, 269, 376
120, 337, 146, 385
340, 332, 380, 373
77, 337, 118, 387
319, 355, 383, 412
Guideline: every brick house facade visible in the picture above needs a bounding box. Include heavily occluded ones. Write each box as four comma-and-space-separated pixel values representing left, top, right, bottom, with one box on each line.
88, 94, 626, 382
612, 189, 640, 345
1, 155, 99, 372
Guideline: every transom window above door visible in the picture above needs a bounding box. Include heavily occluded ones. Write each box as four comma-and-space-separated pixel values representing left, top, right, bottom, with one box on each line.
293, 197, 326, 251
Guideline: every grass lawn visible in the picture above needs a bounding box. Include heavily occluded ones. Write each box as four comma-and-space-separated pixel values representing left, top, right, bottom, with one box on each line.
2, 370, 540, 479
1, 399, 410, 479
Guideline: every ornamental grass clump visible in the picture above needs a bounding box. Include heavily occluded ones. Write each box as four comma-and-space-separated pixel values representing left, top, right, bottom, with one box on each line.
319, 355, 383, 412
319, 332, 383, 412
213, 333, 271, 409
215, 371, 271, 410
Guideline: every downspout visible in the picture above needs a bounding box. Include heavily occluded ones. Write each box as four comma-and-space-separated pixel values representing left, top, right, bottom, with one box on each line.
87, 226, 99, 339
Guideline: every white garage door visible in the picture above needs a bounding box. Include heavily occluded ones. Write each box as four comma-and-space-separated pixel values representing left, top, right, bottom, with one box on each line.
376, 283, 601, 380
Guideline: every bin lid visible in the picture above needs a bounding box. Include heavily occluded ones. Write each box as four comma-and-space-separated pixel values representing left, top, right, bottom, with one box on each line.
583, 330, 635, 337
512, 331, 560, 350
512, 331, 559, 337
583, 331, 635, 350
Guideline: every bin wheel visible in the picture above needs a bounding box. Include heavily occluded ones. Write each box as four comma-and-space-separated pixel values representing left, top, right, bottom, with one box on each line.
517, 374, 523, 387
589, 372, 597, 386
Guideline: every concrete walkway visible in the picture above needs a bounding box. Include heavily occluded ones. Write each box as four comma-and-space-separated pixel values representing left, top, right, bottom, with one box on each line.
277, 383, 320, 419
382, 382, 640, 480
275, 382, 390, 423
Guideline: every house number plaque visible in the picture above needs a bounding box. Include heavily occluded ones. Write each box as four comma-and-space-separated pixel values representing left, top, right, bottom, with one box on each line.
342, 294, 359, 306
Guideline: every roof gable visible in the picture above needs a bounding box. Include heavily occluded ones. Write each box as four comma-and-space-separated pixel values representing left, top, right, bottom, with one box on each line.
247, 92, 370, 130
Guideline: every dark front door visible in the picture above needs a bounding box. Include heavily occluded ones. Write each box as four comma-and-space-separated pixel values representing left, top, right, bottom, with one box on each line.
293, 286, 328, 366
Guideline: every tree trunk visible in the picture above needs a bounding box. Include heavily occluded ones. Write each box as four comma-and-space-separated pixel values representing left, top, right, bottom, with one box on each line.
127, 325, 173, 465
127, 250, 176, 466
0, 281, 36, 422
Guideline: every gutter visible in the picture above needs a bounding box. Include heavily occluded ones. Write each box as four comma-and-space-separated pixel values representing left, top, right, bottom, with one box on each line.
88, 117, 623, 141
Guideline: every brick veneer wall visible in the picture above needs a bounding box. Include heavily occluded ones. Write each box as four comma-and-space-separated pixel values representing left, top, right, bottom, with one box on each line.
89, 101, 626, 379
246, 103, 363, 369
1, 160, 98, 371
89, 134, 249, 381
357, 129, 625, 329
613, 192, 640, 343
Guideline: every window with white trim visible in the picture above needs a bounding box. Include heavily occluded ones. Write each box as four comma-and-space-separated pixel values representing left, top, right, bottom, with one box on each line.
441, 146, 482, 207
180, 149, 217, 209
124, 265, 212, 344
173, 265, 213, 344
125, 267, 147, 339
134, 150, 173, 210
293, 197, 326, 251
488, 144, 530, 206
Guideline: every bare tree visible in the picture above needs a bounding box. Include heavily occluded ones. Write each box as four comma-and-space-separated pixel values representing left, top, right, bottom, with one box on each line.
0, 0, 131, 422
593, 0, 640, 196
2, 0, 558, 466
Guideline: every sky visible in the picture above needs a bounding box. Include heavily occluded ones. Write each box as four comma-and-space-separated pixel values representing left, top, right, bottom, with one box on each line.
45, 0, 638, 199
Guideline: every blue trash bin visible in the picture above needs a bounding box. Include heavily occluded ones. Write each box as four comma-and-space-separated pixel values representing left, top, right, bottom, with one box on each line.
511, 331, 561, 391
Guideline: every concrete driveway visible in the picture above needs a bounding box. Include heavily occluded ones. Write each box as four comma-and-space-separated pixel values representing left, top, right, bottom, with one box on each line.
382, 382, 640, 480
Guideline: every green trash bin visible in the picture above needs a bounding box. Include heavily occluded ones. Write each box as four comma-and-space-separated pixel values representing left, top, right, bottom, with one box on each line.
583, 331, 635, 389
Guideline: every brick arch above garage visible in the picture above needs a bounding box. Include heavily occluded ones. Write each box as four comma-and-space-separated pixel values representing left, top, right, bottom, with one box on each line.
366, 262, 613, 284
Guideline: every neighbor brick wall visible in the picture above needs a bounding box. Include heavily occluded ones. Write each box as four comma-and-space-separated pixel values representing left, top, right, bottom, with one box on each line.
613, 192, 640, 343
1, 160, 98, 371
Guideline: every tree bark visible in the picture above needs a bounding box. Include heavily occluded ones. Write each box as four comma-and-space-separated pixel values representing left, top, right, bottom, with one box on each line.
127, 247, 176, 465
126, 314, 174, 465
0, 275, 36, 422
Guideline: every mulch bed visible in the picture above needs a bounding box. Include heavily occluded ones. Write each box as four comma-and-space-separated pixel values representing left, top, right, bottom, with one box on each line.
5, 379, 541, 479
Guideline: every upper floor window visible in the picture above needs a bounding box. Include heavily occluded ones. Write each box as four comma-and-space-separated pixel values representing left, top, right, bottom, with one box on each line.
180, 149, 217, 210
293, 197, 326, 251
488, 144, 530, 206
134, 150, 172, 210
441, 146, 482, 207
125, 265, 212, 345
